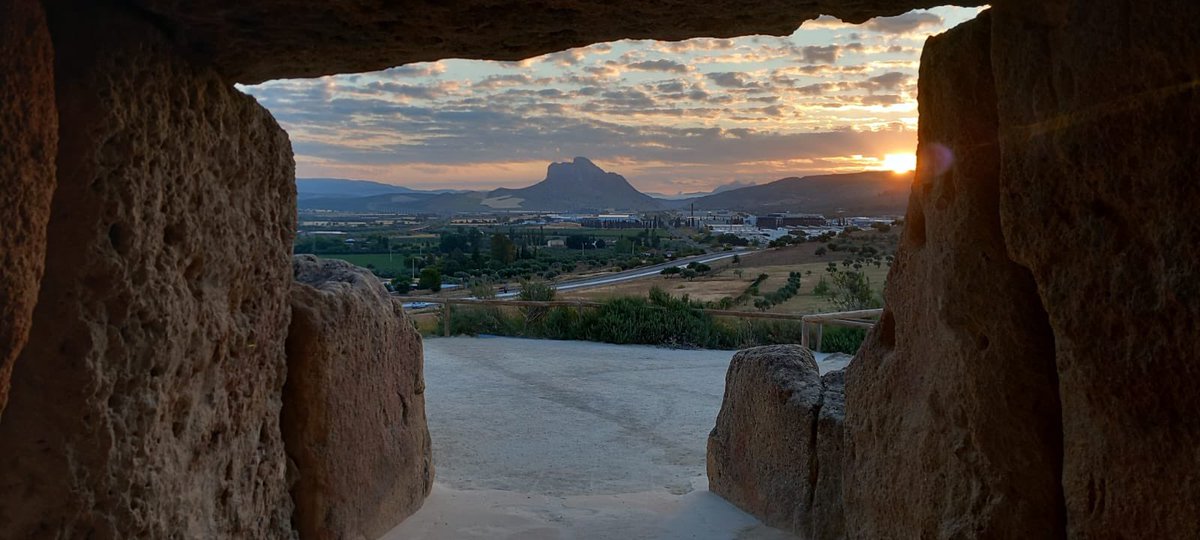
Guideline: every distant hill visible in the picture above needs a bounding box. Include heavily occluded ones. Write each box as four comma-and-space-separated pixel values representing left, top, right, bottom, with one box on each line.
296, 164, 911, 216
296, 178, 461, 200
647, 180, 757, 200
674, 171, 912, 216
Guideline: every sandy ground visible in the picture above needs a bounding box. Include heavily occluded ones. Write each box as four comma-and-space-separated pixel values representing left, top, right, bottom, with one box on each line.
383, 337, 846, 540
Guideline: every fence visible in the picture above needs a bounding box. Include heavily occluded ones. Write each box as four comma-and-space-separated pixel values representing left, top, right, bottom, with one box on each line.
400, 295, 881, 351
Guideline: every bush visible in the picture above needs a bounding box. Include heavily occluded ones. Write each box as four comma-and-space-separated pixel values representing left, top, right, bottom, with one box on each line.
819, 326, 867, 354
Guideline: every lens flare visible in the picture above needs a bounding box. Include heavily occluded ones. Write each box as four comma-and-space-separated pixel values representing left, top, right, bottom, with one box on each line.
881, 153, 917, 174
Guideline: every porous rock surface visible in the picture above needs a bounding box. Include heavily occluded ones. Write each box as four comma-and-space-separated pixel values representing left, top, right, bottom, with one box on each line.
0, 4, 297, 537
285, 255, 434, 540
0, 0, 56, 418
707, 345, 844, 538
130, 0, 986, 83
844, 12, 1066, 538
992, 2, 1200, 536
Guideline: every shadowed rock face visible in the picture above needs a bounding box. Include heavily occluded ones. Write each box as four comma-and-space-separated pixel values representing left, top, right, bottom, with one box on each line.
992, 2, 1200, 536
0, 4, 296, 537
285, 255, 434, 540
707, 345, 845, 538
0, 0, 55, 419
845, 12, 1066, 538
128, 0, 986, 83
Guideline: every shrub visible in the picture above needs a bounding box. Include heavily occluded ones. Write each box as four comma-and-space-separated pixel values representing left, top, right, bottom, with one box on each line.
819, 326, 867, 354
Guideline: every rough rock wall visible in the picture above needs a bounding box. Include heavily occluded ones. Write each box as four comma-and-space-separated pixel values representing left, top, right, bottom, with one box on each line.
285, 255, 434, 540
707, 345, 844, 538
0, 3, 297, 538
844, 12, 1066, 538
991, 2, 1200, 537
0, 0, 56, 418
128, 0, 986, 83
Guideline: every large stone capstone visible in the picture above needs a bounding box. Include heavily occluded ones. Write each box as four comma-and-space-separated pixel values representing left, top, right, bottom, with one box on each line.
128, 0, 985, 83
992, 2, 1200, 536
0, 0, 56, 419
844, 11, 1066, 538
707, 345, 845, 538
0, 4, 297, 537
285, 255, 434, 540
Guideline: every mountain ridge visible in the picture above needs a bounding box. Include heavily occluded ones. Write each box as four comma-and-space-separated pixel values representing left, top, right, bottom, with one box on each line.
297, 159, 911, 216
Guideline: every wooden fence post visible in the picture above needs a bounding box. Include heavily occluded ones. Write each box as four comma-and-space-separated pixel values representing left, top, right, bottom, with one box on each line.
443, 302, 450, 337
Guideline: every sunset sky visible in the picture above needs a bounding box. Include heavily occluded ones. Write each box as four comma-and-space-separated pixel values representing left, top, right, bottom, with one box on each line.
242, 7, 983, 195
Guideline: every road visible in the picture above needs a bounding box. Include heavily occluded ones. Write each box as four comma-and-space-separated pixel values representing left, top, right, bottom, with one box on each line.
493, 248, 754, 298
400, 248, 756, 307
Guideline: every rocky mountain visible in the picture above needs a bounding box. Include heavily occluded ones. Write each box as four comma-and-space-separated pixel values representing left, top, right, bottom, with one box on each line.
674, 171, 912, 215
484, 157, 661, 211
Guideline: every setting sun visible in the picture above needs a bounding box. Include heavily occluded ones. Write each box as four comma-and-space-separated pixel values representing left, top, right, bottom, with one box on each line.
881, 153, 917, 174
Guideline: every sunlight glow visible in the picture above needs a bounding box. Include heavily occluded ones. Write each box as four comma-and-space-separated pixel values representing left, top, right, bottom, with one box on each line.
881, 152, 917, 174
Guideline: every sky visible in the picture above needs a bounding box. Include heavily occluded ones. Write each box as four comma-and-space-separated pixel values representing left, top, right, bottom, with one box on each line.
241, 7, 984, 195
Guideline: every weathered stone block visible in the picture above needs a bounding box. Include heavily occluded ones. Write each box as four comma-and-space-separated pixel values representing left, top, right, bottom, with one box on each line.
0, 0, 56, 418
0, 4, 297, 537
285, 255, 434, 540
992, 2, 1200, 536
707, 345, 844, 538
844, 12, 1065, 538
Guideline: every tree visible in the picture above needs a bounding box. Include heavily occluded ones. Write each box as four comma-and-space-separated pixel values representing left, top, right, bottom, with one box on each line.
565, 234, 590, 249
419, 267, 442, 292
819, 270, 880, 311
491, 233, 517, 264
732, 254, 741, 264
594, 238, 607, 249
815, 247, 828, 256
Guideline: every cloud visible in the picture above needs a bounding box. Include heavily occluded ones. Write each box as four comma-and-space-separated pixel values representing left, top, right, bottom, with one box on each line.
862, 12, 944, 34
383, 62, 446, 78
626, 59, 692, 73
242, 5, 985, 191
858, 72, 912, 92
800, 45, 840, 64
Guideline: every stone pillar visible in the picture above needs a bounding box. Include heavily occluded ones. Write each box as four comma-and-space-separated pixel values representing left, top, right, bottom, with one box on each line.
844, 12, 1065, 538
0, 0, 56, 418
0, 3, 297, 537
992, 1, 1200, 536
285, 255, 434, 540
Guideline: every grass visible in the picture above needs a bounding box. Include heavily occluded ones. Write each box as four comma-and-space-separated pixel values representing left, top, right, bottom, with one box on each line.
560, 252, 890, 316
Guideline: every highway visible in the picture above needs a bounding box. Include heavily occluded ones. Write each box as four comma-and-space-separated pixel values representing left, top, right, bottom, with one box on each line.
400, 248, 755, 307
499, 248, 752, 297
